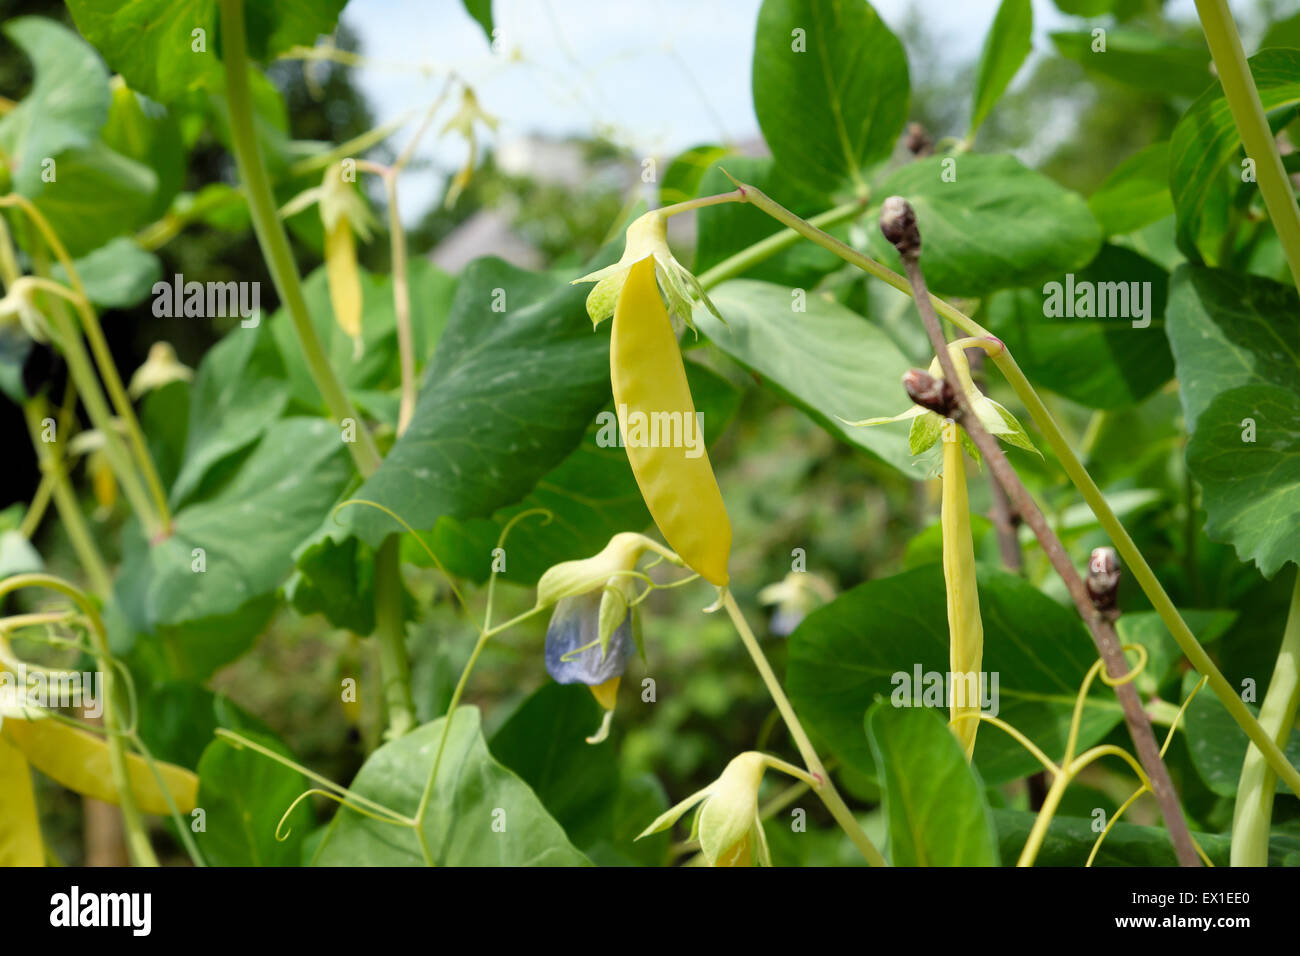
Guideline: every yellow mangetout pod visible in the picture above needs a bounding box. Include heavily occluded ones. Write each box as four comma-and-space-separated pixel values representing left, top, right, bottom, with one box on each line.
941, 421, 983, 762
2, 718, 199, 816
0, 735, 44, 866
325, 215, 362, 344
610, 256, 731, 586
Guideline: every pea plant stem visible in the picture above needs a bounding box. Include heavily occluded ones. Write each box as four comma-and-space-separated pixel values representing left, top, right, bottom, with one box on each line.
1194, 0, 1300, 293
359, 77, 449, 437
733, 181, 1300, 798
356, 161, 418, 435
1231, 568, 1300, 865
990, 349, 1300, 796
216, 0, 381, 479
373, 536, 415, 739
721, 591, 888, 867
882, 205, 1201, 867
31, 283, 160, 536
219, 0, 419, 740
2, 197, 172, 532
660, 190, 745, 218
23, 400, 112, 597
696, 199, 866, 290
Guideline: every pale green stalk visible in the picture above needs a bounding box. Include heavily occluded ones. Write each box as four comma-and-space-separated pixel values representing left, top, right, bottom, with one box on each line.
374, 536, 415, 739
218, 0, 418, 739
721, 591, 888, 867
1194, 0, 1300, 293
3, 196, 172, 531
1231, 569, 1300, 865
23, 401, 112, 597
216, 0, 381, 478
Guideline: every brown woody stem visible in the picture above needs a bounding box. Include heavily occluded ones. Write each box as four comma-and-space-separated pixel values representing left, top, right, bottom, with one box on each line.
881, 198, 1202, 868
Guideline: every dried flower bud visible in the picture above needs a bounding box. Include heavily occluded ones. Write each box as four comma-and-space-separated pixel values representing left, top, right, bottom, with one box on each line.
880, 196, 921, 258
902, 368, 955, 417
1087, 546, 1121, 613
904, 122, 933, 156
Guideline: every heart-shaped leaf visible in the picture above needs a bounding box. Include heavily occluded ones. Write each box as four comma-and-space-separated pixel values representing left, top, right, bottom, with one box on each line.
694, 279, 915, 474
867, 154, 1102, 297
865, 702, 999, 866
752, 0, 909, 195
312, 707, 589, 866
1170, 49, 1300, 259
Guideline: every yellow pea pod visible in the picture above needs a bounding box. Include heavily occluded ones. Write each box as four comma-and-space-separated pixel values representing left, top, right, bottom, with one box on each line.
610, 256, 731, 586
0, 735, 44, 866
325, 214, 362, 347
941, 421, 983, 762
2, 718, 198, 816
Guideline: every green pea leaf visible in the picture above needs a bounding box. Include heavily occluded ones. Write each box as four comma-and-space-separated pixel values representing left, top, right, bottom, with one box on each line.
867, 154, 1102, 298
1051, 0, 1116, 14
0, 17, 110, 197
969, 0, 1033, 140
65, 0, 347, 104
169, 322, 291, 508
313, 707, 589, 866
1115, 610, 1235, 698
1051, 28, 1211, 99
52, 237, 162, 310
1166, 266, 1300, 576
865, 702, 999, 866
285, 514, 384, 634
1170, 49, 1300, 259
426, 360, 740, 586
694, 279, 914, 475
115, 417, 352, 678
193, 732, 314, 866
139, 380, 190, 496
0, 529, 43, 579
102, 80, 187, 220
752, 0, 909, 195
1261, 11, 1300, 51
1166, 265, 1299, 432
1088, 142, 1174, 238
984, 245, 1173, 410
330, 257, 614, 548
25, 143, 157, 259
270, 260, 457, 417
788, 565, 1124, 784
490, 683, 619, 841
461, 0, 494, 46
490, 682, 668, 866
1187, 384, 1300, 579
660, 144, 728, 207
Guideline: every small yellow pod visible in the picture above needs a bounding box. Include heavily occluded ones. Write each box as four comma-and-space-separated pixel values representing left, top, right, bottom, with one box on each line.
941, 421, 983, 762
610, 256, 731, 586
2, 718, 199, 816
325, 214, 362, 345
0, 735, 43, 866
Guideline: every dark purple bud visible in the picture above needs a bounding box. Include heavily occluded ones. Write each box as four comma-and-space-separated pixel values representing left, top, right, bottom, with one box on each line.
1086, 547, 1121, 612
903, 368, 955, 417
880, 196, 921, 257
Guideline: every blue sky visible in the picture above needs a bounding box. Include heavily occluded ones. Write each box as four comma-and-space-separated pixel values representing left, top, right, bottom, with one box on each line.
339, 0, 1208, 219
